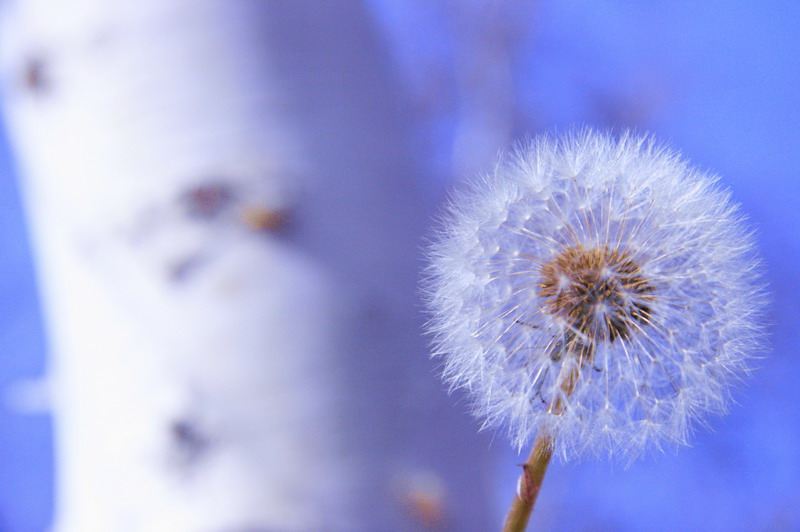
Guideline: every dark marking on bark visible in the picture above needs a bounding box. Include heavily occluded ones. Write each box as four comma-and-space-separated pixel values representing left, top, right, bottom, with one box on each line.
402, 490, 448, 531
241, 206, 291, 234
180, 182, 235, 219
22, 55, 50, 94
169, 418, 211, 471
168, 254, 207, 283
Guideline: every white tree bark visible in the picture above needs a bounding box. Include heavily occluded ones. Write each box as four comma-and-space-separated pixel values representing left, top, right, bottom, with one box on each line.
0, 1, 492, 531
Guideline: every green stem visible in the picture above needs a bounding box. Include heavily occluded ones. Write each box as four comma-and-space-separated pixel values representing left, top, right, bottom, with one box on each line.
501, 362, 580, 531
500, 433, 554, 532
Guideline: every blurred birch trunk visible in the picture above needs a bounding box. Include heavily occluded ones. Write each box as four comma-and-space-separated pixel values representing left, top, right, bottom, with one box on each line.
0, 1, 491, 531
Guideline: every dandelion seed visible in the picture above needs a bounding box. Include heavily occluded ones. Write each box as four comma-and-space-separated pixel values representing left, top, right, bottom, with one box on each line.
423, 129, 766, 460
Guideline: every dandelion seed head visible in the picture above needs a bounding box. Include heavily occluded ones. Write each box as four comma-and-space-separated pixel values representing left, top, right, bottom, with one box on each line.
423, 129, 766, 459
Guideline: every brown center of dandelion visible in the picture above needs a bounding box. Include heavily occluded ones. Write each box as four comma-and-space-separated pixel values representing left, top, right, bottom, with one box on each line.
537, 245, 655, 345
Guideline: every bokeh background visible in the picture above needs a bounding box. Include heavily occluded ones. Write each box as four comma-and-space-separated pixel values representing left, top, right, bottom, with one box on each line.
1, 1, 798, 530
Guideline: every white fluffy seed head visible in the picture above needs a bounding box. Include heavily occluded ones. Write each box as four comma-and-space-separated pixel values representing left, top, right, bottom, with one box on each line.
423, 129, 767, 460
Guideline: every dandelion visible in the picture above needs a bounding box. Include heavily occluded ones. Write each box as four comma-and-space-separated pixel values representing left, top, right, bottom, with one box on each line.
423, 130, 766, 531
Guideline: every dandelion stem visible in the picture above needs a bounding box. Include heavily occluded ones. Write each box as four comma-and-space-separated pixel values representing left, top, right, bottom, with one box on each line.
501, 363, 580, 532
501, 433, 554, 532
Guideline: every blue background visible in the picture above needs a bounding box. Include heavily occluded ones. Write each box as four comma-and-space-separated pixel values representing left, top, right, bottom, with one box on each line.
1, 1, 798, 530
